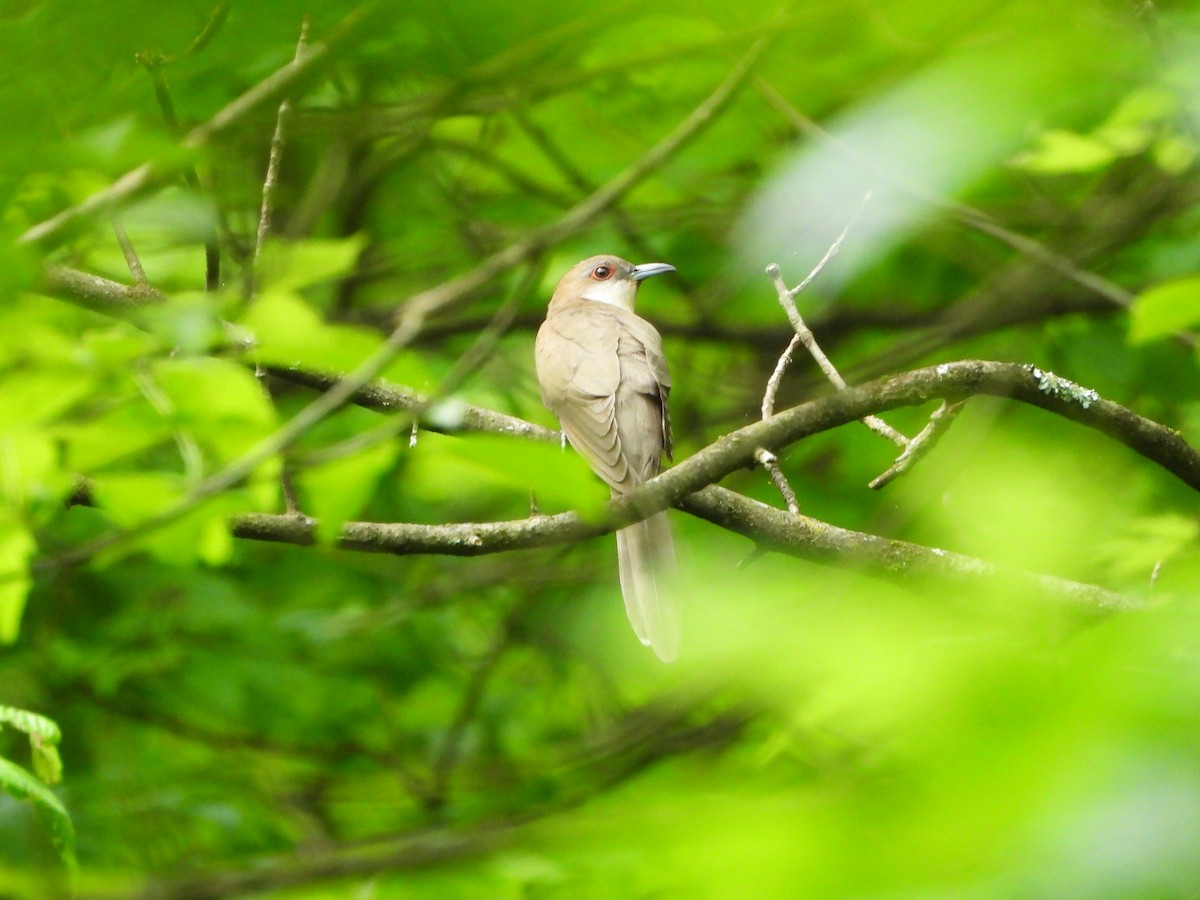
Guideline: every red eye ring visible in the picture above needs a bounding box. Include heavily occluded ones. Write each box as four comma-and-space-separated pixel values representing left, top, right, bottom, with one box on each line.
590, 265, 612, 280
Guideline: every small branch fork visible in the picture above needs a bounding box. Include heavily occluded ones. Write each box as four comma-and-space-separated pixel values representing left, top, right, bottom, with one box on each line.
758, 193, 961, 509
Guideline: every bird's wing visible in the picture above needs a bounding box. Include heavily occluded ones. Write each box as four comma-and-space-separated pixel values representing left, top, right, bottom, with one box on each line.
536, 304, 632, 491
615, 311, 672, 468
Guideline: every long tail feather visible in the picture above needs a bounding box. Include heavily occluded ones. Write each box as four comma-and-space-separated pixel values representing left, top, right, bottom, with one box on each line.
616, 511, 679, 662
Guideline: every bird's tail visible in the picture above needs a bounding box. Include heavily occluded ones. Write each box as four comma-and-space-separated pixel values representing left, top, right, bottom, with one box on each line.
616, 511, 679, 662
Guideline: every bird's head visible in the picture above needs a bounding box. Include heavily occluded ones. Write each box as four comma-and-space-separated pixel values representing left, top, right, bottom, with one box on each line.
552, 254, 675, 312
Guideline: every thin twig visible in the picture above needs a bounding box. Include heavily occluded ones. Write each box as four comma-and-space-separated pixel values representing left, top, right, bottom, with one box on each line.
254, 18, 310, 273
755, 448, 800, 515
755, 192, 901, 510
766, 257, 908, 448
135, 2, 232, 69
761, 333, 801, 421
868, 400, 965, 490
112, 221, 148, 285
755, 332, 803, 511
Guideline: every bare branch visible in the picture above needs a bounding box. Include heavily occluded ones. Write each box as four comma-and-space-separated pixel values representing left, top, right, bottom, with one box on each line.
254, 18, 310, 272
678, 486, 1135, 614
41, 265, 167, 310
296, 262, 542, 467
112, 222, 148, 285
265, 366, 557, 442
869, 400, 964, 490
766, 260, 908, 448
753, 196, 880, 510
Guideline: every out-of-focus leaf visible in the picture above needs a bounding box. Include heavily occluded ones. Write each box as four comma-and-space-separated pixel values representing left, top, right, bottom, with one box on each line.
55, 398, 171, 471
406, 431, 607, 517
88, 471, 252, 567
0, 428, 63, 507
1095, 514, 1199, 581
1129, 276, 1200, 343
0, 511, 34, 643
256, 236, 368, 293
241, 290, 433, 387
302, 438, 399, 541
151, 356, 277, 465
1014, 129, 1118, 174
1153, 134, 1199, 175
0, 370, 91, 426
0, 757, 74, 867
0, 705, 64, 785
138, 292, 225, 356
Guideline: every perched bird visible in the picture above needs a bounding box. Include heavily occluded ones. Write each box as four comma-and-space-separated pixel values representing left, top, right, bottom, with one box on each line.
535, 255, 679, 661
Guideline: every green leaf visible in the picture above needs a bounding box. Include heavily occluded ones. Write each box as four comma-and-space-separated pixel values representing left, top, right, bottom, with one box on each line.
1129, 277, 1200, 343
55, 398, 172, 471
0, 428, 65, 508
0, 369, 92, 427
89, 469, 257, 567
240, 289, 429, 380
408, 432, 608, 517
151, 356, 277, 465
89, 471, 186, 564
0, 756, 75, 867
1153, 134, 1198, 175
301, 438, 399, 541
256, 235, 368, 292
89, 470, 183, 523
0, 705, 64, 784
138, 292, 225, 355
1103, 87, 1177, 130
0, 511, 34, 643
1014, 129, 1118, 174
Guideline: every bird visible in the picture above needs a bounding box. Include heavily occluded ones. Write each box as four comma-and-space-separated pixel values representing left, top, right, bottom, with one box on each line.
535, 254, 679, 661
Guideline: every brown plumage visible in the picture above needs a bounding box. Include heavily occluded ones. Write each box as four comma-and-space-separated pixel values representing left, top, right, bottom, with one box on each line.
535, 255, 679, 661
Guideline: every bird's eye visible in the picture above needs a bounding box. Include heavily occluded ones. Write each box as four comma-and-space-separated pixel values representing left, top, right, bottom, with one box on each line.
590, 265, 612, 280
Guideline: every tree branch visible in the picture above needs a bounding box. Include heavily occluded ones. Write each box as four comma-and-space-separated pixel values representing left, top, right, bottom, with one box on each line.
225, 359, 1200, 612
41, 265, 167, 310
678, 486, 1133, 613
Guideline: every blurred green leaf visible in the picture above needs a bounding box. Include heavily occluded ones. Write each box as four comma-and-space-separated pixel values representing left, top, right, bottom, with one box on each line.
0, 705, 64, 785
0, 511, 34, 643
241, 290, 434, 385
138, 291, 225, 355
257, 236, 368, 293
302, 438, 399, 540
1129, 276, 1200, 343
1014, 130, 1118, 174
406, 431, 607, 517
152, 356, 277, 465
0, 757, 74, 867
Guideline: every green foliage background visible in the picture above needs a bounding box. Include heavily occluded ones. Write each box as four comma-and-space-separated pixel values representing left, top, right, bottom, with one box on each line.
4, 0, 1200, 896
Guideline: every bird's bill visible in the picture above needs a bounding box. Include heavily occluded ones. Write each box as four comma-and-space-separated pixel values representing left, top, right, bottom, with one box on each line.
631, 262, 676, 281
